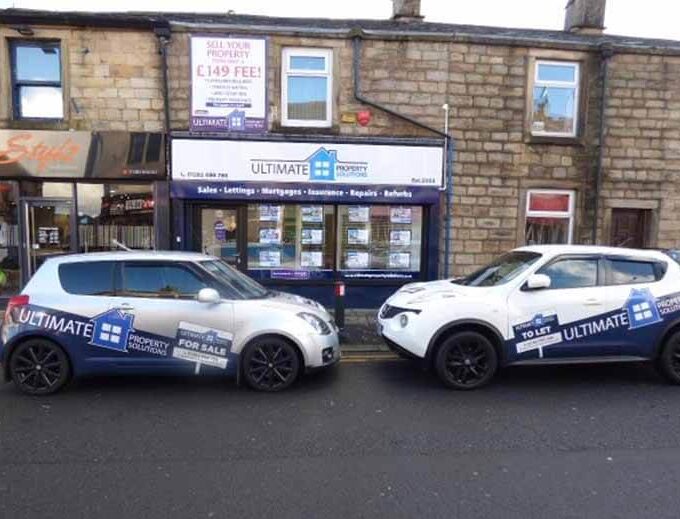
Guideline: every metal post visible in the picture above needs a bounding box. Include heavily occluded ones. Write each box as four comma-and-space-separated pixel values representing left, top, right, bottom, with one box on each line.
334, 281, 345, 330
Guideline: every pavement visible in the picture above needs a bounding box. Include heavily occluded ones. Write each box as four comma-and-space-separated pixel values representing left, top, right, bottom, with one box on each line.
2, 359, 680, 519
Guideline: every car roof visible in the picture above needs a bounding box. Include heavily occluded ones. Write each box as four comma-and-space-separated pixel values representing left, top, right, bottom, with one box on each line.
47, 251, 216, 264
516, 244, 669, 260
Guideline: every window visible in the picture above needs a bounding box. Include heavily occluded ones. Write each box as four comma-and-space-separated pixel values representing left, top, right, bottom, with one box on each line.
0, 182, 20, 296
538, 258, 598, 290
337, 205, 423, 272
608, 260, 661, 285
281, 48, 333, 127
60, 262, 115, 295
531, 61, 580, 137
525, 190, 575, 245
10, 40, 63, 119
122, 263, 207, 298
455, 251, 542, 287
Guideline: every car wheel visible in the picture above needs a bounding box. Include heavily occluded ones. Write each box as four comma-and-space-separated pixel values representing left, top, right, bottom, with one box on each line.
657, 331, 680, 384
9, 339, 71, 396
242, 337, 301, 392
435, 331, 498, 390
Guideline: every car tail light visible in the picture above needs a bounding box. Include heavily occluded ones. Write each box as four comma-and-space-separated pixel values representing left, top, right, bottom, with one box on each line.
4, 295, 29, 324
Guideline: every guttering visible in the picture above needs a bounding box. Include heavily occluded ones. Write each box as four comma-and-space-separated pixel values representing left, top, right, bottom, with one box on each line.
352, 34, 455, 278
592, 44, 614, 245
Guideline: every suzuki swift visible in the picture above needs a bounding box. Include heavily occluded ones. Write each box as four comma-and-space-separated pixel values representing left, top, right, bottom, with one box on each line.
378, 245, 680, 389
0, 252, 340, 395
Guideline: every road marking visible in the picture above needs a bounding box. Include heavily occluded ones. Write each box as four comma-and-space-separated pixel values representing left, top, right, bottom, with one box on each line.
341, 353, 402, 363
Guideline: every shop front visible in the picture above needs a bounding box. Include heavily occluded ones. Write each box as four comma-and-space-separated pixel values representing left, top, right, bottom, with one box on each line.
0, 129, 168, 299
171, 136, 444, 308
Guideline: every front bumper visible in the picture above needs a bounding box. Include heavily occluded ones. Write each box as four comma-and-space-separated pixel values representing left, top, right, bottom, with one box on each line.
303, 330, 341, 369
377, 312, 427, 360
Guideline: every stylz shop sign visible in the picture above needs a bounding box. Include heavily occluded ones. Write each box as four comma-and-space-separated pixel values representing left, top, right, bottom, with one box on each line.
172, 139, 444, 188
251, 147, 368, 182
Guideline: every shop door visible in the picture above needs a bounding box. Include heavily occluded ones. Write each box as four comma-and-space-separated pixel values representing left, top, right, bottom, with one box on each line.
22, 198, 76, 279
610, 208, 651, 249
198, 206, 246, 270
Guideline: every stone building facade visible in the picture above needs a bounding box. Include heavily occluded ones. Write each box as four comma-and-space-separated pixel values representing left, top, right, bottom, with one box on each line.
1, 0, 680, 292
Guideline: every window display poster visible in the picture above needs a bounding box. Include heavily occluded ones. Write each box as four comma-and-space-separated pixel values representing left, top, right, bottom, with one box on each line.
301, 228, 324, 245
259, 250, 281, 267
37, 227, 60, 246
301, 206, 323, 223
259, 205, 281, 222
190, 36, 267, 133
259, 228, 281, 244
390, 230, 411, 246
348, 228, 369, 245
389, 252, 411, 269
301, 251, 323, 268
346, 251, 369, 269
348, 206, 370, 223
214, 220, 226, 242
390, 207, 412, 224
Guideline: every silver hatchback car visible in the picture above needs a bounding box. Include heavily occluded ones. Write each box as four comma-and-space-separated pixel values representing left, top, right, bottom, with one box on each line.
0, 251, 340, 394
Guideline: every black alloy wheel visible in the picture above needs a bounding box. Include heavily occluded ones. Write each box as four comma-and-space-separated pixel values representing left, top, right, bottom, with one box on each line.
242, 337, 301, 392
435, 331, 498, 390
657, 331, 680, 384
9, 339, 71, 395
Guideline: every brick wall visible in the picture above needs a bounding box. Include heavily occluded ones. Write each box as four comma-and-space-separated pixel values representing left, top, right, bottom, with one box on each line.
0, 26, 164, 131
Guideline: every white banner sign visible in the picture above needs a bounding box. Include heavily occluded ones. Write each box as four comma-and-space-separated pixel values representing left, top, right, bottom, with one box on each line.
172, 139, 444, 188
190, 36, 267, 132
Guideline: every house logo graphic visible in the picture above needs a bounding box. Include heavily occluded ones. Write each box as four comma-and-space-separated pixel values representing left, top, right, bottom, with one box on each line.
624, 288, 662, 330
531, 314, 546, 328
307, 147, 338, 181
227, 109, 246, 131
89, 309, 135, 352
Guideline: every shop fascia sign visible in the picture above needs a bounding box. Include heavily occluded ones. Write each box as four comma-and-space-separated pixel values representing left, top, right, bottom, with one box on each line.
172, 139, 444, 188
0, 130, 166, 179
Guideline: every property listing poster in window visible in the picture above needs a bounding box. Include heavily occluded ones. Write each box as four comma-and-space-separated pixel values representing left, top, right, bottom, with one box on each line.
345, 251, 370, 269
348, 228, 369, 245
390, 207, 412, 224
301, 228, 324, 245
301, 206, 323, 223
348, 206, 370, 223
301, 251, 323, 268
259, 228, 281, 244
389, 252, 411, 269
390, 230, 411, 246
259, 250, 281, 267
259, 205, 282, 222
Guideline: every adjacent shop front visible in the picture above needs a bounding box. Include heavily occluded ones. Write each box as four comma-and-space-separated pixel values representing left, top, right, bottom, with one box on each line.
171, 136, 444, 308
0, 129, 167, 299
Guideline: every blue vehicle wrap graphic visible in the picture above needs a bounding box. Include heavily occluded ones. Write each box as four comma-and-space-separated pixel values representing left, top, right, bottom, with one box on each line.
3, 304, 238, 376
509, 289, 680, 360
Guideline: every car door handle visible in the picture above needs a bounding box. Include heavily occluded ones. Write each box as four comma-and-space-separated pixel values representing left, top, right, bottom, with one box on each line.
584, 298, 602, 306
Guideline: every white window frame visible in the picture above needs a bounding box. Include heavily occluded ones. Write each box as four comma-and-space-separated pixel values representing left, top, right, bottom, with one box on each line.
281, 47, 333, 128
531, 60, 580, 138
525, 189, 575, 244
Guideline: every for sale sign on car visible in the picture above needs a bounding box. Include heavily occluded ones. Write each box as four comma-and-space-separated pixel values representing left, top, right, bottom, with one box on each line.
190, 35, 267, 133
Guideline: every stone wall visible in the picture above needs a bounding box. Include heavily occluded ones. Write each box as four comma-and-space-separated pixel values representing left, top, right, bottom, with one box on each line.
0, 26, 164, 132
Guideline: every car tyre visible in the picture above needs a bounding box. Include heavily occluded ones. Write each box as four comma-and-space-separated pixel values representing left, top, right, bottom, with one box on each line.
242, 337, 301, 392
9, 338, 71, 396
657, 331, 680, 384
435, 331, 498, 390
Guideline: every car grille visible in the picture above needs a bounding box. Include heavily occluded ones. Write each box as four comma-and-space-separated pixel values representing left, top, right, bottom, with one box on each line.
380, 304, 419, 319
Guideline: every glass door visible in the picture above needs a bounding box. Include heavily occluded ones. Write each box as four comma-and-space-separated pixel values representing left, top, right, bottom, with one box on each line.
198, 206, 246, 270
23, 198, 75, 278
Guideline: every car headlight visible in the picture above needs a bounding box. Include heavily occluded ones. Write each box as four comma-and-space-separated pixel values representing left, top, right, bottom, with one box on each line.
297, 312, 331, 335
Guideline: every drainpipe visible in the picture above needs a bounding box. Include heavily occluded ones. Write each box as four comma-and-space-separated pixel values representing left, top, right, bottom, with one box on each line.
155, 26, 172, 250
592, 44, 613, 245
352, 34, 455, 277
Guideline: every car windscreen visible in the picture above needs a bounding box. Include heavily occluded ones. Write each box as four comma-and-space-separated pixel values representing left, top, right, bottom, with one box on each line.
200, 260, 269, 299
453, 251, 542, 287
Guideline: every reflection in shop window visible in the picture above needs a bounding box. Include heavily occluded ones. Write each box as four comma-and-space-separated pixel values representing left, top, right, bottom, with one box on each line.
247, 204, 335, 270
77, 184, 154, 252
337, 205, 422, 271
0, 182, 20, 295
524, 190, 574, 245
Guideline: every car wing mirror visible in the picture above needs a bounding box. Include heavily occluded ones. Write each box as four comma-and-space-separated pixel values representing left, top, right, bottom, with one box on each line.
197, 287, 221, 304
524, 273, 551, 291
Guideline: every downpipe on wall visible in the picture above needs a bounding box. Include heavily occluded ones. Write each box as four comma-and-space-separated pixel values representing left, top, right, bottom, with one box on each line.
592, 44, 613, 245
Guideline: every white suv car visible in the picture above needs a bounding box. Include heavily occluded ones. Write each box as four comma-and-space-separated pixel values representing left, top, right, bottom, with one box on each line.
378, 245, 680, 389
1, 252, 340, 394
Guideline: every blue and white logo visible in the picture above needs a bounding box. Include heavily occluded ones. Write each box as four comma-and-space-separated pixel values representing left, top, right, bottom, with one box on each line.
624, 288, 662, 330
227, 109, 246, 131
307, 147, 338, 181
89, 309, 135, 352
532, 314, 546, 327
